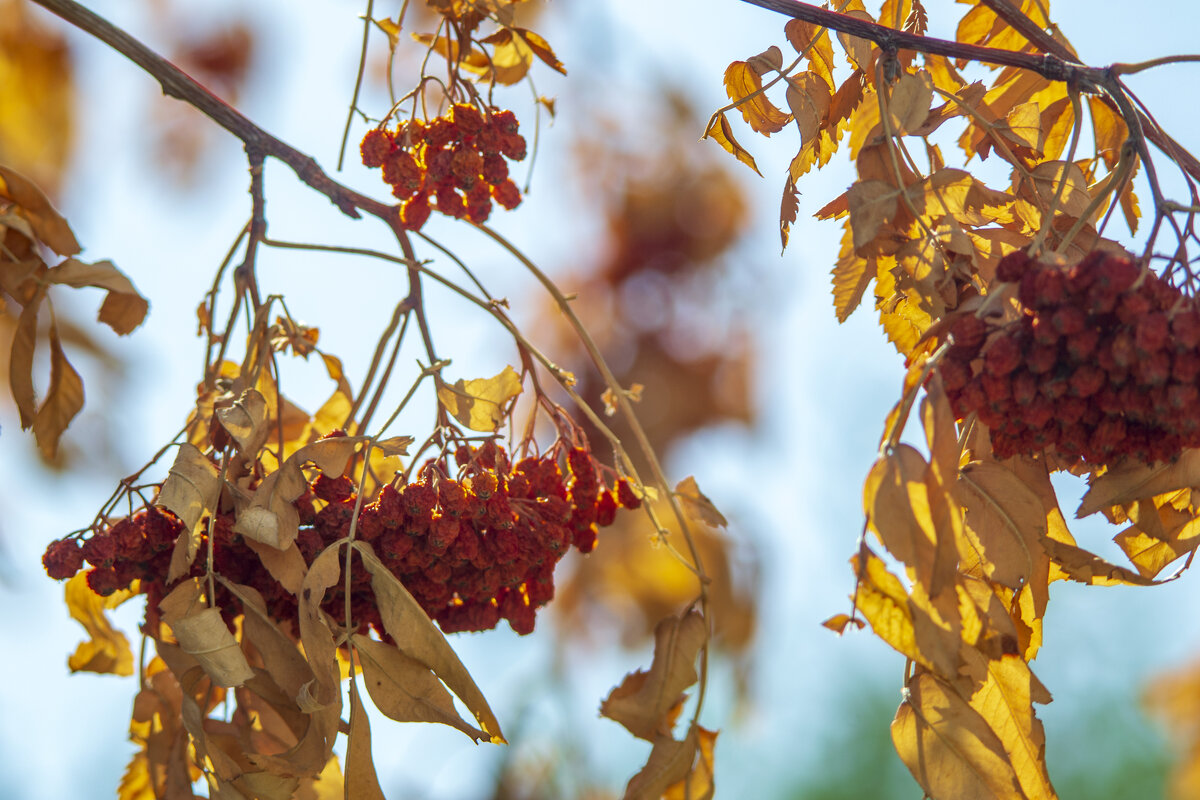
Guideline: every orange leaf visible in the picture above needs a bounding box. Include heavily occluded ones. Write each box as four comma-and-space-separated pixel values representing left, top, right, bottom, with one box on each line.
0, 164, 79, 255
703, 113, 762, 176
723, 61, 789, 135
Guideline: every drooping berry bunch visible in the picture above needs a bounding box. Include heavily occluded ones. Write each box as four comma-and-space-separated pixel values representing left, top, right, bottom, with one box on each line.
939, 249, 1200, 464
43, 440, 640, 637
360, 103, 526, 230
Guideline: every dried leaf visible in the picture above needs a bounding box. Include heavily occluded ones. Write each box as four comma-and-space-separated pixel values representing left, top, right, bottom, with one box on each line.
785, 71, 831, 145
957, 461, 1045, 588
345, 681, 387, 800
703, 113, 762, 176
31, 316, 84, 458
170, 607, 255, 687
355, 541, 504, 743
47, 257, 148, 335
893, 671, 1025, 799
723, 61, 789, 135
515, 28, 565, 75
847, 179, 899, 251
1079, 451, 1200, 517
835, 2, 876, 71
674, 476, 727, 528
600, 611, 707, 741
352, 634, 486, 741
0, 164, 79, 255
780, 177, 800, 253
8, 282, 43, 427
64, 571, 135, 675
301, 545, 346, 698
663, 727, 718, 800
215, 389, 269, 457
436, 365, 522, 432
822, 613, 865, 634
235, 436, 362, 549
217, 577, 312, 700
623, 731, 699, 800
157, 443, 220, 533
375, 435, 414, 457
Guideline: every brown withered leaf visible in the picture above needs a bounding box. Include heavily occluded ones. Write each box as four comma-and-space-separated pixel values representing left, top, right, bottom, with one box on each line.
217, 577, 312, 701
0, 164, 79, 255
1078, 451, 1200, 517
1042, 538, 1158, 587
436, 365, 522, 432
297, 543, 344, 705
835, 1, 876, 71
374, 435, 414, 458
354, 541, 504, 743
345, 681, 387, 800
703, 112, 762, 176
352, 634, 486, 741
64, 571, 135, 675
623, 730, 699, 800
215, 388, 269, 457
830, 230, 875, 322
747, 45, 783, 76
170, 607, 255, 688
957, 461, 1045, 589
244, 539, 308, 595
892, 671, 1025, 800
158, 443, 220, 533
674, 476, 727, 528
235, 435, 362, 549
47, 257, 148, 335
864, 445, 936, 578
723, 61, 789, 135
31, 317, 84, 459
780, 176, 800, 253
8, 282, 44, 427
847, 180, 899, 251
663, 726, 718, 800
600, 611, 707, 741
886, 71, 933, 135
786, 71, 831, 145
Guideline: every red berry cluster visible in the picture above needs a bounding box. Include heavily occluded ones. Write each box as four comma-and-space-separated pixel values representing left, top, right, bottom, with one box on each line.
360, 104, 526, 230
940, 249, 1200, 464
43, 441, 640, 638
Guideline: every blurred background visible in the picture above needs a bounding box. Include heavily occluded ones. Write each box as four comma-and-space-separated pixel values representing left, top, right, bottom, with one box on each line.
2, 0, 1199, 797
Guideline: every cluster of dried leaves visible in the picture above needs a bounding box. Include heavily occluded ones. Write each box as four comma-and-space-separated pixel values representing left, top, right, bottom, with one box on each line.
707, 0, 1200, 797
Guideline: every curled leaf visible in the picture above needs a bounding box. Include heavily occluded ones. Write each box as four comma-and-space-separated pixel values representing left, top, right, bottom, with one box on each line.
436, 365, 522, 432
170, 607, 255, 688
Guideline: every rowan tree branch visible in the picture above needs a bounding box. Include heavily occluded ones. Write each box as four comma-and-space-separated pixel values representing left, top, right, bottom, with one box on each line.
28, 0, 397, 222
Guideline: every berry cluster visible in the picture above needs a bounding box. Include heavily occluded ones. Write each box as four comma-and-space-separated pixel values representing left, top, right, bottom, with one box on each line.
940, 249, 1200, 464
43, 441, 640, 637
360, 104, 526, 230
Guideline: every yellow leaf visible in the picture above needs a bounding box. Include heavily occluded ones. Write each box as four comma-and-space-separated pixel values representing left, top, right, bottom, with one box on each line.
352, 634, 486, 741
32, 316, 84, 459
0, 164, 78, 255
436, 365, 522, 432
892, 671, 1026, 800
601, 611, 707, 741
297, 544, 345, 705
962, 650, 1057, 800
663, 727, 718, 800
515, 27, 565, 75
703, 113, 762, 177
821, 612, 865, 634
784, 18, 836, 89
355, 541, 505, 743
723, 61, 789, 135
345, 681, 387, 800
65, 572, 135, 675
0, 4, 73, 194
